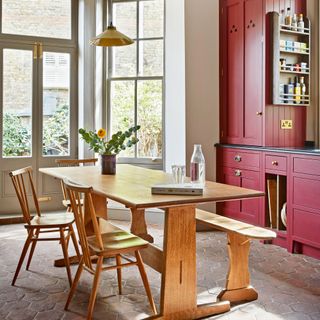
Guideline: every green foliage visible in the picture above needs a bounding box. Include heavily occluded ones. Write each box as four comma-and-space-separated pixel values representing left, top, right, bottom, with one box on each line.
111, 80, 162, 158
3, 105, 69, 157
42, 104, 69, 155
3, 113, 31, 157
79, 125, 141, 155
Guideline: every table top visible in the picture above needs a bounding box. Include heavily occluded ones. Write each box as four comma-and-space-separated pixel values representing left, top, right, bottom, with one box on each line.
39, 164, 264, 209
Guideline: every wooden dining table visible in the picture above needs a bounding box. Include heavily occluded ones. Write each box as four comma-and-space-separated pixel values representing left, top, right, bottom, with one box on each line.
39, 164, 264, 320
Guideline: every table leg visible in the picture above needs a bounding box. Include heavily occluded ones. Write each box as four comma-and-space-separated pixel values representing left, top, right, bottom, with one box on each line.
130, 208, 154, 243
217, 232, 258, 304
145, 205, 230, 320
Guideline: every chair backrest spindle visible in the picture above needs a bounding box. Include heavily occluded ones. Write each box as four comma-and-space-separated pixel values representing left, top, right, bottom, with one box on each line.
9, 166, 41, 224
64, 179, 104, 271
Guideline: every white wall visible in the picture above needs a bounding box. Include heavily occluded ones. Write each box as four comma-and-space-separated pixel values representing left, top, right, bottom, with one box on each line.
185, 0, 220, 209
164, 0, 186, 171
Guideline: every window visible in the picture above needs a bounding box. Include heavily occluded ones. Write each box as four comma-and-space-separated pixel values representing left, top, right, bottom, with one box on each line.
107, 0, 164, 165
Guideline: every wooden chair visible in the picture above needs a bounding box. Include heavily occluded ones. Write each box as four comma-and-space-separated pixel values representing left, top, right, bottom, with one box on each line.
55, 158, 98, 212
63, 179, 157, 320
9, 166, 81, 287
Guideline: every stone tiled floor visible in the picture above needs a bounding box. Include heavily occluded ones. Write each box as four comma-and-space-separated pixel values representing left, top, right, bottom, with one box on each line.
0, 220, 319, 320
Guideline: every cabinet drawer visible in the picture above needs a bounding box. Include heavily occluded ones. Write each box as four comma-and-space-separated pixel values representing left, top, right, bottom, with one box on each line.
265, 155, 287, 172
293, 157, 320, 176
222, 149, 260, 170
293, 209, 320, 244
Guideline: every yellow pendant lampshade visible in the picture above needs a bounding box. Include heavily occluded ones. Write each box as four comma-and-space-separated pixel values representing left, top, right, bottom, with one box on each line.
90, 22, 134, 47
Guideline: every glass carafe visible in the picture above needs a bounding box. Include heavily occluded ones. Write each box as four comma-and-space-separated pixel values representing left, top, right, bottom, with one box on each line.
190, 144, 205, 185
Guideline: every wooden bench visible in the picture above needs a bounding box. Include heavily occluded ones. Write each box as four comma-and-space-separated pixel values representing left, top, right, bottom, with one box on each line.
196, 209, 276, 304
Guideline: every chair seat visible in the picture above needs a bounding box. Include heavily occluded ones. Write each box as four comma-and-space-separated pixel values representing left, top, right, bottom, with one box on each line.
62, 199, 84, 208
87, 230, 148, 255
27, 213, 75, 228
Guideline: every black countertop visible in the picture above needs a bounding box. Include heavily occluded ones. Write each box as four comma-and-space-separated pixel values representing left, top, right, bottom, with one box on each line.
215, 143, 320, 156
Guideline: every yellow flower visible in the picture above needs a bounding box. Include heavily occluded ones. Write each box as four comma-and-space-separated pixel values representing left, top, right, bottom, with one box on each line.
97, 128, 106, 139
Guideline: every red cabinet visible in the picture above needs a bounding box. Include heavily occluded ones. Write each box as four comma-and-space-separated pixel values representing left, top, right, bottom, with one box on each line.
217, 146, 320, 259
218, 148, 262, 225
289, 155, 320, 258
220, 0, 263, 145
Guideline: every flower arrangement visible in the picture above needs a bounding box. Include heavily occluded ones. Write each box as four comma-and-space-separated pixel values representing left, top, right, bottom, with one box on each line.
79, 125, 141, 155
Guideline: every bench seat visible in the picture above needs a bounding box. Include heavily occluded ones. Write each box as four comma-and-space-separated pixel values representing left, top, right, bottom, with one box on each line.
196, 209, 276, 240
196, 209, 276, 305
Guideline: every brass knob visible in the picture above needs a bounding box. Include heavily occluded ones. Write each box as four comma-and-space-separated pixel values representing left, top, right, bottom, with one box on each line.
234, 169, 241, 177
272, 161, 278, 166
256, 111, 263, 116
234, 155, 242, 162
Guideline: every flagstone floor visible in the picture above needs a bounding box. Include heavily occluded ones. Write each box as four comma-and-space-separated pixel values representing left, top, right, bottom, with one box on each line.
0, 220, 319, 320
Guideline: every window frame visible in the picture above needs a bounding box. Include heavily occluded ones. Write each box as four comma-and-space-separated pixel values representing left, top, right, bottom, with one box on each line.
106, 0, 165, 169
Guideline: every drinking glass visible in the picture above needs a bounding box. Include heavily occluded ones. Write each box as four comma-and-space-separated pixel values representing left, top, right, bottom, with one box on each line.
171, 165, 186, 184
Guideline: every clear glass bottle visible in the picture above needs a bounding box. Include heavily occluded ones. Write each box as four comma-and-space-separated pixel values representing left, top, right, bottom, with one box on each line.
190, 144, 205, 185
291, 13, 298, 31
299, 76, 306, 103
280, 9, 285, 25
297, 14, 304, 32
285, 7, 292, 28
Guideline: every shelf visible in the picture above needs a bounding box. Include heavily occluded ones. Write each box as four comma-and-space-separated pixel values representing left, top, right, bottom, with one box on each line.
275, 103, 309, 106
280, 70, 309, 75
280, 28, 309, 36
280, 49, 309, 55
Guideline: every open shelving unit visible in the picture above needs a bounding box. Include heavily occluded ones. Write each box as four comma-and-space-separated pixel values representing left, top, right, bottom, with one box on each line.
270, 12, 311, 106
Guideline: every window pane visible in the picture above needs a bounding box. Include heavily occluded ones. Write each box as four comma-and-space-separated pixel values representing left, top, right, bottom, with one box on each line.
110, 81, 135, 157
42, 52, 70, 156
2, 0, 71, 39
139, 40, 163, 76
139, 0, 164, 38
2, 49, 32, 158
137, 80, 162, 158
112, 43, 137, 77
113, 2, 137, 39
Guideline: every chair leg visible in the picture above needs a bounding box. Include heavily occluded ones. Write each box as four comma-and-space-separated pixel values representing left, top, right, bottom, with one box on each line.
135, 251, 157, 315
116, 254, 122, 295
26, 229, 39, 270
69, 224, 81, 260
87, 256, 103, 320
12, 229, 33, 286
65, 257, 84, 311
59, 228, 73, 287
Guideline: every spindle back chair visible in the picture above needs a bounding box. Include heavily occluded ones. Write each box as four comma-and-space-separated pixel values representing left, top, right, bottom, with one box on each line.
9, 166, 80, 287
63, 179, 157, 319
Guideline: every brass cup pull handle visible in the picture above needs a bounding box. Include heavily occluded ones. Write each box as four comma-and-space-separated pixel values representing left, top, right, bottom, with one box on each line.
234, 169, 242, 177
272, 161, 278, 166
234, 155, 242, 162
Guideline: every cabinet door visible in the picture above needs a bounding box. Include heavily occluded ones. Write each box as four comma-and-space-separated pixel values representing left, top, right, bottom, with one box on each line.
243, 0, 263, 145
225, 0, 244, 144
221, 166, 241, 216
220, 166, 261, 225
240, 169, 261, 225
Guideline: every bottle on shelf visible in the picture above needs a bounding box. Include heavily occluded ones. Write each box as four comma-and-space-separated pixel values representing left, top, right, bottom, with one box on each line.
297, 14, 305, 32
294, 76, 301, 104
299, 76, 306, 103
280, 9, 285, 25
284, 7, 292, 28
190, 144, 205, 186
284, 78, 294, 104
291, 13, 298, 31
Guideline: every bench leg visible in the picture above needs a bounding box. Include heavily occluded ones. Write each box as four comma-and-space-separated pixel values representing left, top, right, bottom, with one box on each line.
217, 232, 258, 304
